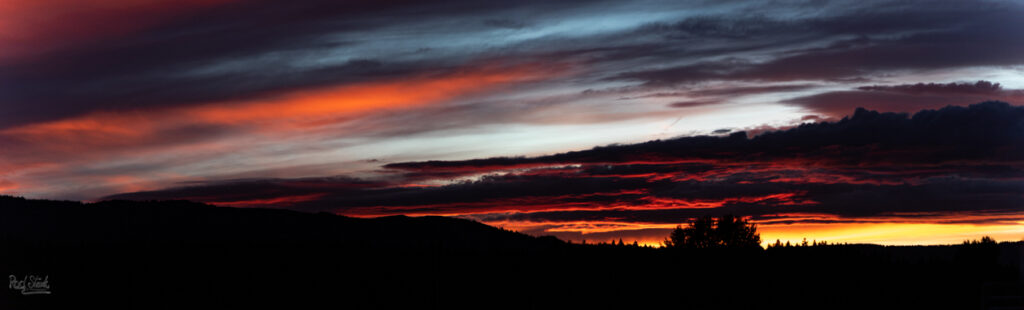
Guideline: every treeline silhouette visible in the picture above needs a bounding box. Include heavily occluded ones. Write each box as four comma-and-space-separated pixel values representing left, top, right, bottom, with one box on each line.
664, 215, 761, 249
0, 196, 1020, 309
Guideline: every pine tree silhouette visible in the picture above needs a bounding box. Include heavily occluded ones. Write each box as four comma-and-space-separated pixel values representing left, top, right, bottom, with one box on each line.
664, 215, 761, 249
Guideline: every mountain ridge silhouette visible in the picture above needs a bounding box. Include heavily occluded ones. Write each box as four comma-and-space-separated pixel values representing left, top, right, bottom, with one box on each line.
0, 195, 1020, 310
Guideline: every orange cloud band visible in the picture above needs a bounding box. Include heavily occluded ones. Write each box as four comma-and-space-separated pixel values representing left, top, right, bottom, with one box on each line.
1, 64, 559, 153
0, 63, 564, 197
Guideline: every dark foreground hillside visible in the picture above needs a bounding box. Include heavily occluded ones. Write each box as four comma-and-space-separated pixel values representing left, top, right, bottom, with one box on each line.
0, 196, 1020, 309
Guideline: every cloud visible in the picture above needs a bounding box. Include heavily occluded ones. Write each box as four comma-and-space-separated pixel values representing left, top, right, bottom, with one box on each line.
7, 0, 1024, 130
857, 80, 1007, 94
610, 4, 1024, 85
466, 177, 1024, 224
668, 99, 723, 108
0, 64, 554, 158
105, 176, 386, 205
787, 81, 1024, 117
0, 63, 559, 199
0, 0, 592, 128
387, 102, 1024, 170
105, 102, 1024, 235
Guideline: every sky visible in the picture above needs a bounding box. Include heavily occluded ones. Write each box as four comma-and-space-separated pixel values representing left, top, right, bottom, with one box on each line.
3, 0, 1024, 246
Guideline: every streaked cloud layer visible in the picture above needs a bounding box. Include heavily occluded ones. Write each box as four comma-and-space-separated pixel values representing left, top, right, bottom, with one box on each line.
107, 102, 1024, 244
3, 0, 1024, 244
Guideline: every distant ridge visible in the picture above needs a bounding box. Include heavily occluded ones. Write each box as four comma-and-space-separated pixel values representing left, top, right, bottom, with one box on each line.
0, 195, 563, 253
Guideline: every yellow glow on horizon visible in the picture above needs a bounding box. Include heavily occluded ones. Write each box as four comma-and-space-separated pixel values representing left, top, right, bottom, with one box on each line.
758, 221, 1024, 246
478, 218, 1024, 247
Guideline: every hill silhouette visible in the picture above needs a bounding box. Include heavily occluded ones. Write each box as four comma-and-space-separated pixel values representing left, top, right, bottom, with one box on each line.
0, 196, 1021, 309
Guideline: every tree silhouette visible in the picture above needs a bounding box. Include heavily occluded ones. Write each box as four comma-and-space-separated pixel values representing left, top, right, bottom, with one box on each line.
963, 236, 996, 245
664, 215, 761, 249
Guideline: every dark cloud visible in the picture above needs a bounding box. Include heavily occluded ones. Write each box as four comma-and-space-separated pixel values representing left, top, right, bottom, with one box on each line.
611, 5, 1024, 85
687, 84, 820, 97
616, 29, 1024, 84
105, 176, 388, 204
107, 172, 654, 214
554, 0, 1010, 76
787, 81, 1024, 116
857, 81, 1007, 94
657, 84, 819, 108
468, 179, 1024, 224
388, 101, 1024, 170
668, 99, 723, 108
483, 19, 529, 29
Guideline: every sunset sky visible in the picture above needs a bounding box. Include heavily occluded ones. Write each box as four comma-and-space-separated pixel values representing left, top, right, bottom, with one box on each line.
3, 0, 1024, 246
